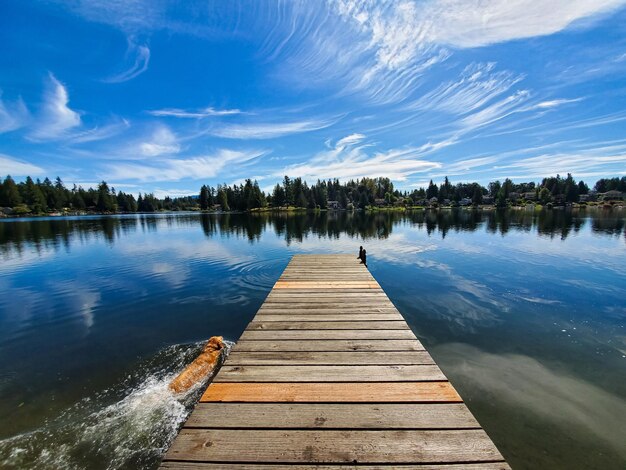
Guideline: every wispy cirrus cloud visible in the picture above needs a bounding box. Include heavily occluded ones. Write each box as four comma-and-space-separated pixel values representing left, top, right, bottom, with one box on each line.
336, 133, 366, 147
402, 0, 626, 48
106, 149, 266, 182
409, 63, 524, 115
494, 148, 626, 179
0, 154, 45, 176
533, 98, 585, 109
68, 118, 130, 144
104, 39, 150, 83
210, 118, 336, 140
29, 74, 81, 141
429, 140, 626, 182
0, 93, 29, 133
148, 107, 242, 118
459, 90, 531, 131
278, 133, 441, 182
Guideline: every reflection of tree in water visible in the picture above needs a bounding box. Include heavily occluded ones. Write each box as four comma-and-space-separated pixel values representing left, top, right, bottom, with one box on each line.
1, 208, 624, 255
408, 209, 484, 238
590, 209, 625, 237
0, 216, 140, 257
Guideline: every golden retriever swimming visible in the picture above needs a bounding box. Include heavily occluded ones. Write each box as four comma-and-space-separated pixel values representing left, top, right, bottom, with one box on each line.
169, 336, 225, 394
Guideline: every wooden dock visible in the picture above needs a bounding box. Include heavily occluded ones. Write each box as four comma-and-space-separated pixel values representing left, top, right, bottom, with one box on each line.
161, 254, 509, 469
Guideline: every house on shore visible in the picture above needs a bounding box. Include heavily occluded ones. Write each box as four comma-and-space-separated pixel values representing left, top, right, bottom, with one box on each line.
601, 190, 624, 201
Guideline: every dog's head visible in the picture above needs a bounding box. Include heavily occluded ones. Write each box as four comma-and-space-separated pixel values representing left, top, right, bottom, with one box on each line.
203, 335, 225, 353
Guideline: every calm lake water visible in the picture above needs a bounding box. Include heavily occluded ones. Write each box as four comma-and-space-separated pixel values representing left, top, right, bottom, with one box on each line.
0, 209, 625, 469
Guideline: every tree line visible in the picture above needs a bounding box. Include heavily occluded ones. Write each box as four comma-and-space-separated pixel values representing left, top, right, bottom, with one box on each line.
0, 176, 197, 215
1, 174, 625, 215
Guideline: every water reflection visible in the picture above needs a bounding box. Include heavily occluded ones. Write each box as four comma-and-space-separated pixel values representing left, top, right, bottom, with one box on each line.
1, 208, 624, 256
434, 343, 626, 469
0, 208, 625, 469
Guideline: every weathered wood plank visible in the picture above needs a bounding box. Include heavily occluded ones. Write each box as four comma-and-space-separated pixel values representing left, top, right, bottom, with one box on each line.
268, 292, 387, 297
161, 463, 511, 469
267, 291, 386, 296
274, 282, 380, 289
185, 403, 479, 429
201, 382, 461, 403
240, 330, 416, 340
224, 351, 435, 365
247, 321, 409, 330
214, 365, 446, 382
257, 307, 400, 313
232, 340, 426, 352
259, 302, 396, 308
253, 314, 404, 321
261, 300, 395, 306
163, 429, 503, 464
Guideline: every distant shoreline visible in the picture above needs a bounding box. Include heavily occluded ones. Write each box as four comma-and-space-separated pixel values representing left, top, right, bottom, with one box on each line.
2, 201, 623, 221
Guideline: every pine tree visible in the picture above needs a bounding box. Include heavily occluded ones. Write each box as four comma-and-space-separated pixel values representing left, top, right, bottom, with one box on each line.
1, 175, 22, 207
200, 185, 209, 210
22, 176, 47, 213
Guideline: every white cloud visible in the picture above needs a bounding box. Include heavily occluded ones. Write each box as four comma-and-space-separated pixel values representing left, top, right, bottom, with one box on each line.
323, 0, 625, 102
0, 154, 45, 177
68, 118, 130, 144
0, 93, 29, 133
494, 150, 626, 179
107, 149, 265, 182
210, 119, 335, 139
533, 98, 585, 109
409, 63, 523, 114
104, 40, 150, 83
151, 188, 198, 199
278, 134, 441, 182
420, 0, 626, 48
140, 125, 180, 156
29, 74, 81, 140
148, 107, 242, 118
459, 90, 531, 131
336, 133, 366, 147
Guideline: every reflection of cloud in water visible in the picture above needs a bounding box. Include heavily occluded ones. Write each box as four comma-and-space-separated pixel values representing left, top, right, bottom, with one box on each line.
446, 240, 489, 254
149, 262, 189, 289
74, 290, 100, 329
517, 296, 562, 305
413, 260, 509, 330
435, 343, 626, 458
47, 280, 101, 331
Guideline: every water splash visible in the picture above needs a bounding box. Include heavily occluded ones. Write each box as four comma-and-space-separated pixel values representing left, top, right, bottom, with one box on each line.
0, 340, 233, 470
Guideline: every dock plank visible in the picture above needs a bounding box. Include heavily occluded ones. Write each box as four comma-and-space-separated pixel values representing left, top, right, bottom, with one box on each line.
200, 382, 461, 403
185, 403, 479, 429
164, 429, 504, 464
247, 321, 409, 330
253, 314, 404, 321
231, 340, 426, 352
239, 330, 417, 340
224, 351, 435, 365
162, 464, 509, 469
161, 254, 508, 468
214, 364, 446, 382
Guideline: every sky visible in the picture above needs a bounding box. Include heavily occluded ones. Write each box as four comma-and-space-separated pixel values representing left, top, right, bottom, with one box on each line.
1, 0, 626, 198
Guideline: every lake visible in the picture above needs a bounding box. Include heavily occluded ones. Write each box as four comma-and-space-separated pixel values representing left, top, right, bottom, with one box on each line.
0, 208, 625, 469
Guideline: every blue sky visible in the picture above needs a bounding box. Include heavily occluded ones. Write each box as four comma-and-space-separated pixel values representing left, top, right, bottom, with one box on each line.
1, 0, 626, 197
